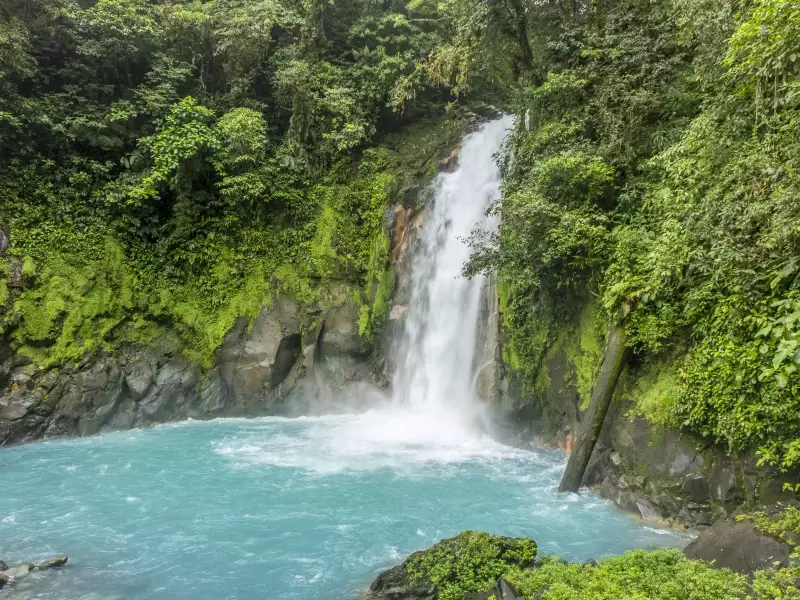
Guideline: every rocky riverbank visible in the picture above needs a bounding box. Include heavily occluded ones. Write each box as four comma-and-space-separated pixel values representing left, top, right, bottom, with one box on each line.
364, 529, 799, 600
0, 290, 378, 446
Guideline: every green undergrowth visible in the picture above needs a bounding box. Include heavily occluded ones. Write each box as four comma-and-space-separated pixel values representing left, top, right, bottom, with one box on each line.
406, 532, 537, 600
404, 531, 800, 600
506, 549, 799, 600
403, 532, 800, 600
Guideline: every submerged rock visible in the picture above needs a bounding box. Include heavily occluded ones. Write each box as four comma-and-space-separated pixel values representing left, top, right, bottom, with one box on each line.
0, 555, 69, 589
36, 555, 68, 569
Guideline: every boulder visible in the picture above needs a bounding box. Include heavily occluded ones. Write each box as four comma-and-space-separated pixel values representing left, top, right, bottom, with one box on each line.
124, 358, 155, 399
3, 562, 34, 579
463, 578, 523, 600
218, 298, 302, 403
321, 302, 361, 356
683, 516, 791, 574
0, 555, 68, 590
366, 532, 536, 600
0, 390, 39, 421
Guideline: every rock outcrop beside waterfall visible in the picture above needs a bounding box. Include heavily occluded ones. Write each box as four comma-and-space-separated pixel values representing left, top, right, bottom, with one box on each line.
0, 293, 371, 445
364, 532, 537, 600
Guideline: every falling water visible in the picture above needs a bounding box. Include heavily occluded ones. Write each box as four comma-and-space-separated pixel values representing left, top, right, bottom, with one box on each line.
390, 115, 515, 439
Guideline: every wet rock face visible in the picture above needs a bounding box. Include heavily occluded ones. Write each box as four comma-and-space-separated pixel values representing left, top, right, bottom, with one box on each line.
0, 294, 370, 446
683, 516, 792, 574
217, 297, 303, 409
0, 555, 68, 590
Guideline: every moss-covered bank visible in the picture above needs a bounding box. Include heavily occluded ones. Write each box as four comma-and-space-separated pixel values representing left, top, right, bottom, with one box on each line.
365, 531, 800, 600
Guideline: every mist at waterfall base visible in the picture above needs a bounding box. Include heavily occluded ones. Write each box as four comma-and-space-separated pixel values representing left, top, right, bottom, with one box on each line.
0, 119, 688, 600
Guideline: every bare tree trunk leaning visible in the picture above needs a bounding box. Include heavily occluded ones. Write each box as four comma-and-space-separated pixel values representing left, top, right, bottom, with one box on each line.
558, 322, 630, 493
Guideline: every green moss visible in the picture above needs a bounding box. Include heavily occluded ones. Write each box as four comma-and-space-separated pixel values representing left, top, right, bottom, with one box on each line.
21, 255, 35, 277
562, 300, 607, 409
12, 239, 136, 367
0, 279, 7, 306
309, 197, 340, 279
357, 225, 393, 339
372, 265, 393, 323
627, 356, 682, 427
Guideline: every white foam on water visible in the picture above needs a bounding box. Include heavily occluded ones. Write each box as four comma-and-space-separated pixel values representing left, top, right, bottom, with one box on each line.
211, 412, 529, 474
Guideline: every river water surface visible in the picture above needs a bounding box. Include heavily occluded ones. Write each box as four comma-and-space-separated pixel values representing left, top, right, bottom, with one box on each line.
0, 415, 687, 599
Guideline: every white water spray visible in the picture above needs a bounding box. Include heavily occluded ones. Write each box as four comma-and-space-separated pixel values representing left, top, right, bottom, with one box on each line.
387, 115, 515, 442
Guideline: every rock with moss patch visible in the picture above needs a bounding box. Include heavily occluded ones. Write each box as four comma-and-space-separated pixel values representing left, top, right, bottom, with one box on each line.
365, 532, 537, 600
683, 515, 791, 574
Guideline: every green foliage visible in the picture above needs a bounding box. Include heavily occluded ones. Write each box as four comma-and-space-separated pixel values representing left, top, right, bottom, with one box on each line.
406, 532, 537, 600
404, 535, 798, 600
0, 0, 467, 367
600, 0, 800, 466
444, 0, 800, 471
506, 550, 757, 600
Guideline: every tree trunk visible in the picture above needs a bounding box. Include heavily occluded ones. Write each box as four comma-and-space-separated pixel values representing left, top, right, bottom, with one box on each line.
558, 322, 630, 493
507, 0, 534, 68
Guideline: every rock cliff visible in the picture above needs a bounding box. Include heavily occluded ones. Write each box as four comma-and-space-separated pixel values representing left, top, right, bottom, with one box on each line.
0, 292, 370, 445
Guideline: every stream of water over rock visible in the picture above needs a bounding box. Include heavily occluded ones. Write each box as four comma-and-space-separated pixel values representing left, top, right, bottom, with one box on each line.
0, 118, 688, 600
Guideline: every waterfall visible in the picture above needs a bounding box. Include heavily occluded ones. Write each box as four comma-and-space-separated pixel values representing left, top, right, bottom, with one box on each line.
389, 115, 515, 441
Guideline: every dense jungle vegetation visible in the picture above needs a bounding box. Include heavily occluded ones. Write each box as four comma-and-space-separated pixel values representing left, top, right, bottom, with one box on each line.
0, 0, 488, 367
457, 0, 800, 475
1, 0, 800, 474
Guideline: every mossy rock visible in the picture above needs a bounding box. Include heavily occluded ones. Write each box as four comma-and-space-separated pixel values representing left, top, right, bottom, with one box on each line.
366, 531, 537, 600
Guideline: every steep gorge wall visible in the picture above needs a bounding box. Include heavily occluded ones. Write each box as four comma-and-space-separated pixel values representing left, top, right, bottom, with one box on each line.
492, 294, 798, 528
